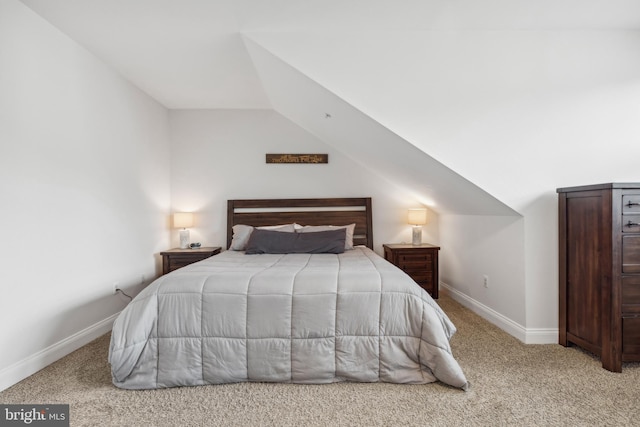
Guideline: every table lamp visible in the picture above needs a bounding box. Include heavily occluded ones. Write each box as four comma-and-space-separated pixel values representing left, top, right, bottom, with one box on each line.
173, 212, 194, 249
408, 208, 428, 246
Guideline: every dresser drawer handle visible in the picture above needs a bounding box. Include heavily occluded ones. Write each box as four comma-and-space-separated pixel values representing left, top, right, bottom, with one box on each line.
626, 221, 640, 227
627, 201, 640, 207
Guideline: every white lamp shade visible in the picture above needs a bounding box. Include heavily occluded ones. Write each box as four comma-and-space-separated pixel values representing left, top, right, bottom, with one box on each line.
173, 212, 194, 229
407, 209, 428, 225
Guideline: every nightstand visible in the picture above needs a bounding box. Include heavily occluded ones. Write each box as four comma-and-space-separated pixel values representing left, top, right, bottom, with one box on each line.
383, 243, 440, 298
160, 247, 221, 275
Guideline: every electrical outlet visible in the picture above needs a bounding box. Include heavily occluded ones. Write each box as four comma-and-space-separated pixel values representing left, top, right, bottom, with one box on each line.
483, 275, 489, 288
113, 282, 119, 295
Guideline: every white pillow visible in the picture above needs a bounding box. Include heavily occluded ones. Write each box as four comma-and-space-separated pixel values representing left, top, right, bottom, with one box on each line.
229, 223, 296, 250
296, 223, 356, 250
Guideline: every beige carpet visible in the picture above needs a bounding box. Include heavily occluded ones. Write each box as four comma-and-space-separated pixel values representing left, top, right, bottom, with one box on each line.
2, 294, 639, 426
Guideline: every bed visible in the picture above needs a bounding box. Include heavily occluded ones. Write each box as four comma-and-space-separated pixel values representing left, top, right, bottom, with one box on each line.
109, 198, 469, 390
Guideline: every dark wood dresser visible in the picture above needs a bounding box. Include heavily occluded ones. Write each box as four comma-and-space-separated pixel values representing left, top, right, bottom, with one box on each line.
557, 183, 640, 372
383, 243, 440, 299
160, 247, 221, 275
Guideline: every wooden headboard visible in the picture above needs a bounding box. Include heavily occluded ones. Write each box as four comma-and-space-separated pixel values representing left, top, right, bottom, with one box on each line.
227, 197, 373, 250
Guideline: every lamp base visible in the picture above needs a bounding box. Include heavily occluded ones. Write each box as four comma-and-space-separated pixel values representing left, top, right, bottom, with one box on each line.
412, 226, 422, 246
179, 229, 190, 249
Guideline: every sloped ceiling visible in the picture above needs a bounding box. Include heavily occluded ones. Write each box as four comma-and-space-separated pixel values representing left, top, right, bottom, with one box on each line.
243, 36, 516, 215
19, 0, 640, 214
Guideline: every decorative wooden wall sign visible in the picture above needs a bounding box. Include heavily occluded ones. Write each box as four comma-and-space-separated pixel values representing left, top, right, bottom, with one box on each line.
266, 154, 328, 164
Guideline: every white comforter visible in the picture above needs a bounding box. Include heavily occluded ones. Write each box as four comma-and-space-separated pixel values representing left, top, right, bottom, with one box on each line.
109, 247, 469, 390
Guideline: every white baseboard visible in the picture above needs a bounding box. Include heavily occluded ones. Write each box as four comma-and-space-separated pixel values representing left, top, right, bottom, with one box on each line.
440, 282, 557, 344
0, 312, 119, 392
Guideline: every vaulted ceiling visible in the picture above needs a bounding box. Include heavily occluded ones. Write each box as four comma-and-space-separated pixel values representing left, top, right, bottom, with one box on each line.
19, 0, 640, 215
21, 0, 639, 109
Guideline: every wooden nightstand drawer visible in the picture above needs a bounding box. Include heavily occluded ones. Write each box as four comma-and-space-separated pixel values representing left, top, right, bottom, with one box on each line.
415, 279, 434, 292
406, 271, 431, 282
168, 254, 210, 270
399, 262, 433, 273
161, 247, 221, 275
398, 252, 433, 267
383, 243, 440, 299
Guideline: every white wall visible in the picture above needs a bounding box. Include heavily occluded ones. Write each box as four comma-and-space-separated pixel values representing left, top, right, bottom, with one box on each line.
424, 31, 640, 333
243, 28, 640, 342
0, 0, 171, 390
439, 214, 528, 337
169, 109, 438, 253
439, 215, 525, 324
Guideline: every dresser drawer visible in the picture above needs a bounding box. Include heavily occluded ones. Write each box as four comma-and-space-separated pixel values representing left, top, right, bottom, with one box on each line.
623, 195, 640, 214
622, 215, 640, 233
622, 317, 640, 356
622, 276, 640, 314
622, 235, 640, 273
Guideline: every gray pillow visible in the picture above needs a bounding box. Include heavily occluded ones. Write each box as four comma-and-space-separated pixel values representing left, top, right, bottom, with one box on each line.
245, 228, 346, 254
229, 223, 296, 250
296, 223, 356, 250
